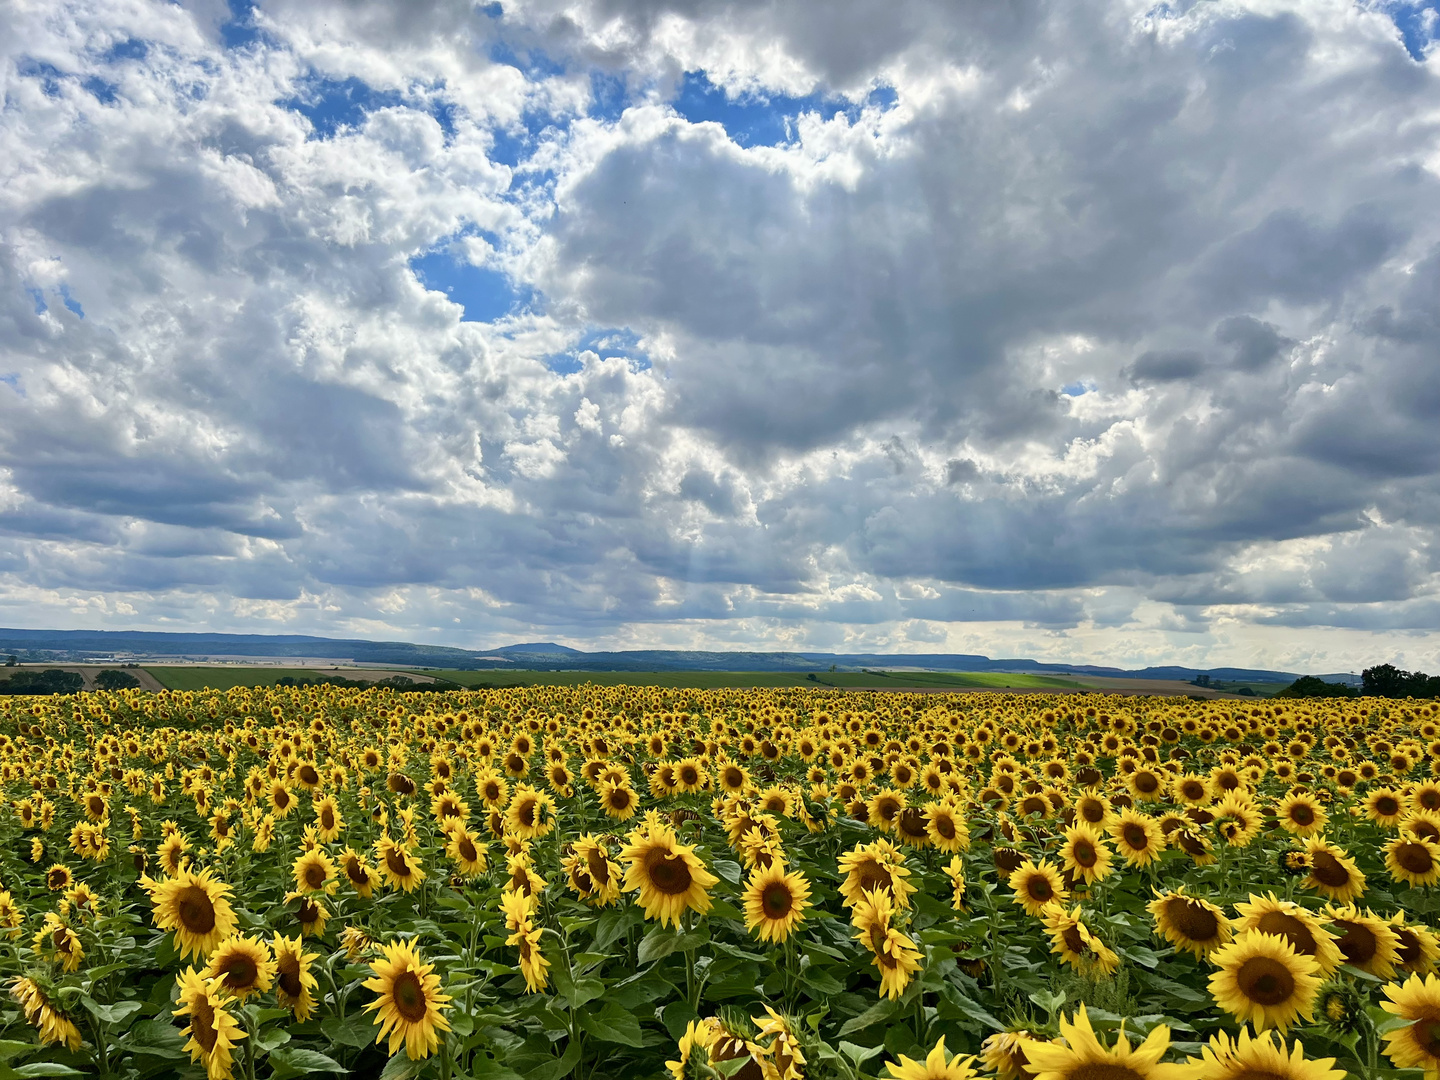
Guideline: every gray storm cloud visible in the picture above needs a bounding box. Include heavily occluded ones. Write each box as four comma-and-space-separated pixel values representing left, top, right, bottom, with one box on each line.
0, 0, 1438, 669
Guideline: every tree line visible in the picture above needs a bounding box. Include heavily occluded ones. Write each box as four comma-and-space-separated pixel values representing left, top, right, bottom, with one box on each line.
1277, 663, 1440, 699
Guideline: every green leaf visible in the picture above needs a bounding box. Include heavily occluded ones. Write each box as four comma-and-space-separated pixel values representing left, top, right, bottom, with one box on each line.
80, 997, 145, 1025
378, 1054, 426, 1080
1029, 989, 1066, 1016
711, 859, 743, 885
839, 1041, 885, 1066
12, 1068, 86, 1078
523, 1038, 582, 1080
838, 998, 901, 1037
594, 906, 641, 952
320, 1012, 378, 1050
255, 1028, 292, 1053
0, 1044, 33, 1064
636, 924, 708, 965
268, 1047, 345, 1078
470, 1054, 525, 1080
576, 1003, 646, 1047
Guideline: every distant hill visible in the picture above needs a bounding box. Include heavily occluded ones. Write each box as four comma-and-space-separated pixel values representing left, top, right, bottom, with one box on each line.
0, 627, 1307, 683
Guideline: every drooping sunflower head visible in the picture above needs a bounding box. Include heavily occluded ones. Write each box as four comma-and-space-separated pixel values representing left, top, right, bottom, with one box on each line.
1324, 904, 1400, 979
272, 934, 319, 1021
1147, 888, 1232, 958
981, 1031, 1037, 1080
173, 966, 246, 1079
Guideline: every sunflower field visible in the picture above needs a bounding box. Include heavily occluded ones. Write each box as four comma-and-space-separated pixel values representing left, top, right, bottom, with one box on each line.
4, 686, 1440, 1080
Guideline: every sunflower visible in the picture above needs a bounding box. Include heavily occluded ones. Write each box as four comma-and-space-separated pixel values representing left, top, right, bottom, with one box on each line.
273, 935, 319, 1021
1365, 787, 1405, 827
1073, 793, 1115, 830
157, 832, 190, 876
1209, 930, 1322, 1032
1324, 904, 1400, 979
1059, 825, 1113, 885
1044, 905, 1119, 976
445, 822, 488, 878
743, 862, 811, 944
837, 840, 917, 910
598, 780, 639, 821
1300, 838, 1366, 904
151, 867, 239, 960
505, 785, 557, 840
1391, 912, 1440, 976
0, 891, 22, 937
1147, 888, 1233, 958
511, 922, 551, 993
1275, 793, 1328, 837
620, 825, 719, 927
1386, 834, 1440, 888
868, 789, 906, 832
174, 966, 246, 1080
667, 1019, 721, 1080
269, 781, 295, 818
925, 801, 970, 853
35, 913, 84, 972
341, 847, 377, 898
312, 795, 344, 842
363, 940, 453, 1061
1009, 859, 1068, 917
202, 934, 275, 1000
852, 887, 924, 1000
564, 834, 623, 907
1111, 809, 1165, 867
375, 837, 427, 893
1189, 1028, 1344, 1080
981, 1031, 1037, 1080
11, 976, 83, 1051
1382, 973, 1440, 1075
1212, 793, 1263, 847
1233, 893, 1342, 976
1024, 1005, 1184, 1080
292, 848, 337, 896
884, 1036, 978, 1080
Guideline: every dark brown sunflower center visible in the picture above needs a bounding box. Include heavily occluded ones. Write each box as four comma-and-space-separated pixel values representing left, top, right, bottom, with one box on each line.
1256, 911, 1316, 955
855, 862, 892, 893
585, 850, 611, 885
1396, 928, 1422, 966
680, 767, 698, 785
1334, 921, 1377, 965
644, 848, 695, 895
299, 765, 319, 785
391, 970, 429, 1023
297, 899, 320, 924
1123, 825, 1149, 850
762, 883, 794, 918
1290, 805, 1315, 826
1237, 956, 1296, 1005
386, 848, 413, 877
934, 815, 956, 839
1073, 841, 1097, 867
898, 809, 928, 838
190, 998, 219, 1053
1062, 926, 1087, 955
1079, 801, 1104, 823
1412, 1017, 1440, 1057
175, 886, 217, 935
347, 859, 369, 884
1310, 852, 1350, 887
1181, 782, 1205, 800
321, 808, 335, 830
1066, 1064, 1147, 1080
1166, 898, 1219, 941
218, 954, 258, 990
1376, 796, 1400, 816
305, 863, 326, 888
1134, 773, 1159, 794
1397, 843, 1436, 875
1025, 874, 1053, 902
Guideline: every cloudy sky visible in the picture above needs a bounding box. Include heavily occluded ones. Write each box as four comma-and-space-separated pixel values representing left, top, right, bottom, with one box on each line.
2, 0, 1439, 670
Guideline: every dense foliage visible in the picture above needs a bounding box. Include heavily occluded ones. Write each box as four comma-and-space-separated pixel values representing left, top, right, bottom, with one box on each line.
2, 686, 1440, 1080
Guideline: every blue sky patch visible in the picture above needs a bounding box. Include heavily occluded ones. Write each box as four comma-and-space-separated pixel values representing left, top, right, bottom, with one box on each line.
410, 249, 533, 322
220, 0, 264, 50
1062, 380, 1096, 397
27, 289, 46, 315
102, 38, 148, 63
59, 285, 84, 319
671, 72, 897, 147
283, 76, 404, 139
1377, 0, 1439, 59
